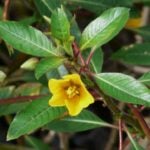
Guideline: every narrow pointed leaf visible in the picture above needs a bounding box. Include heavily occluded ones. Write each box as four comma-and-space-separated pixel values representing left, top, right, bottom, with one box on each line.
112, 43, 150, 65
0, 21, 57, 57
95, 73, 150, 106
80, 7, 129, 50
7, 97, 66, 140
35, 57, 65, 79
46, 110, 111, 132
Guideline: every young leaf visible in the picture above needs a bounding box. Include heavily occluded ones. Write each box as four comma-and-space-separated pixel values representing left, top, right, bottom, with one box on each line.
46, 110, 112, 132
112, 43, 150, 65
80, 7, 129, 50
94, 73, 150, 106
0, 21, 57, 57
51, 7, 70, 41
34, 0, 61, 16
139, 72, 150, 86
35, 57, 65, 79
7, 97, 66, 140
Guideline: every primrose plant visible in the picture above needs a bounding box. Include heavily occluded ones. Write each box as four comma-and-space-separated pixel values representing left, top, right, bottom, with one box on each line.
0, 5, 150, 149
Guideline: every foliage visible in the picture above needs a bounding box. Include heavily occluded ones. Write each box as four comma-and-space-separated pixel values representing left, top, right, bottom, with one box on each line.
0, 0, 150, 149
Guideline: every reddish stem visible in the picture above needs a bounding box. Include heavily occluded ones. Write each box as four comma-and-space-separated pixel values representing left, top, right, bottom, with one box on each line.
72, 42, 86, 66
0, 95, 47, 105
128, 104, 150, 139
86, 48, 95, 66
3, 0, 10, 20
119, 119, 123, 150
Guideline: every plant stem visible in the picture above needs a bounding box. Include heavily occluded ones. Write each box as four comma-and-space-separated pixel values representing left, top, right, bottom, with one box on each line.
119, 119, 123, 150
128, 104, 150, 140
86, 48, 96, 66
3, 0, 10, 20
0, 95, 47, 105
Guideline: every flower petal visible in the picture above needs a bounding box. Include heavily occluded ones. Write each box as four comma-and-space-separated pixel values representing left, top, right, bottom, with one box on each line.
63, 74, 81, 84
48, 79, 69, 94
79, 87, 94, 108
65, 98, 82, 116
49, 95, 65, 106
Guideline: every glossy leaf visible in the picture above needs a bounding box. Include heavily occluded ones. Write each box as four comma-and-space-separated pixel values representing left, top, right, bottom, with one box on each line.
0, 21, 57, 57
7, 97, 66, 140
95, 73, 150, 106
46, 110, 111, 132
139, 72, 150, 85
112, 43, 150, 65
51, 7, 70, 41
34, 0, 61, 16
35, 57, 65, 79
80, 7, 129, 50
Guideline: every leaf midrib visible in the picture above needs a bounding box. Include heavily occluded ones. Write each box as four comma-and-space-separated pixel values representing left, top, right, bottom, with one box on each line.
0, 24, 57, 56
8, 107, 53, 139
96, 75, 147, 102
63, 118, 107, 126
81, 11, 126, 50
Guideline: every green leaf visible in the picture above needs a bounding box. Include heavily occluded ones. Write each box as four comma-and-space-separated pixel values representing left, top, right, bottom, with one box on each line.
46, 110, 112, 132
139, 72, 150, 85
126, 127, 145, 150
91, 48, 103, 73
7, 97, 66, 140
51, 7, 70, 41
131, 26, 150, 42
112, 43, 150, 65
0, 21, 57, 57
25, 136, 50, 150
0, 86, 28, 117
35, 57, 65, 79
34, 0, 61, 16
94, 73, 150, 106
80, 7, 129, 50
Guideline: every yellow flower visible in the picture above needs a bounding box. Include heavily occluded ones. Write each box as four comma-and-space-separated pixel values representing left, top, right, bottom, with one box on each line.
125, 17, 142, 28
48, 74, 94, 116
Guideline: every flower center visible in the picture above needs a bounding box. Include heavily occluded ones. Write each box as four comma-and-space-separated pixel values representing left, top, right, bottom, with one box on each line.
66, 85, 80, 99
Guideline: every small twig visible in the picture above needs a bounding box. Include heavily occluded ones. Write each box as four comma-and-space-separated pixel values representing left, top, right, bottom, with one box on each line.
86, 48, 96, 67
3, 0, 11, 20
128, 104, 150, 140
0, 95, 47, 105
72, 42, 86, 67
119, 119, 123, 150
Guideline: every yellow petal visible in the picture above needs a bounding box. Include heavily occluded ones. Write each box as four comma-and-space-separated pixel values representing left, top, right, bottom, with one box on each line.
65, 98, 82, 116
78, 87, 94, 108
49, 95, 65, 106
63, 74, 81, 85
48, 79, 69, 94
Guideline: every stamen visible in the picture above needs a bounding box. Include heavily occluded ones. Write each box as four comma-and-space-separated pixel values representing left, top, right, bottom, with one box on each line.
66, 85, 80, 99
